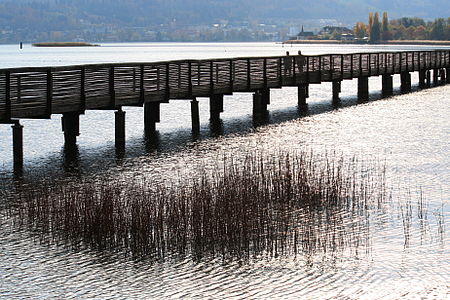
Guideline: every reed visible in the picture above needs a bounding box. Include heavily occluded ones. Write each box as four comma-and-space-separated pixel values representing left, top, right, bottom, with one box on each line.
10, 149, 387, 260
32, 42, 99, 47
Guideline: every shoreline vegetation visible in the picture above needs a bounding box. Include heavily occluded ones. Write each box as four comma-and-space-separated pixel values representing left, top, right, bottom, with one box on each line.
7, 149, 387, 260
32, 42, 99, 47
285, 13, 450, 46
283, 40, 450, 45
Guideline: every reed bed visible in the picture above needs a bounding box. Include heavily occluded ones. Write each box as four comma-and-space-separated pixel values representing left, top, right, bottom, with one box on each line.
10, 150, 387, 260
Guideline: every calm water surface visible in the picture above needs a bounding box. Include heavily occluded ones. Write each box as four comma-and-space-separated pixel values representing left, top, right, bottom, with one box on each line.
0, 43, 449, 299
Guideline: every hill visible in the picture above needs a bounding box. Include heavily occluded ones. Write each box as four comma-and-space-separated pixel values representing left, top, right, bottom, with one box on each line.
1, 0, 449, 42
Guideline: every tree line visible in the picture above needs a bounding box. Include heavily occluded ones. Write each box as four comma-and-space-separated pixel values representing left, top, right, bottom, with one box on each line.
354, 13, 450, 42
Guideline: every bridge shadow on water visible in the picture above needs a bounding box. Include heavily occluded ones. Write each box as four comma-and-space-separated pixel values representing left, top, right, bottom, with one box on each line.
4, 84, 421, 183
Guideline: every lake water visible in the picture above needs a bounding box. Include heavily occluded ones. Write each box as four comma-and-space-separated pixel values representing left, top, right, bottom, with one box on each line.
0, 43, 449, 299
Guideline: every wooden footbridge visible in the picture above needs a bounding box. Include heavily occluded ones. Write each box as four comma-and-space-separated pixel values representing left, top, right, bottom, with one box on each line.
1, 49, 450, 168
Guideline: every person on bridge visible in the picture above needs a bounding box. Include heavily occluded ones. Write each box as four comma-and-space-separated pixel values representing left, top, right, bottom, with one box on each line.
284, 51, 293, 77
295, 51, 306, 74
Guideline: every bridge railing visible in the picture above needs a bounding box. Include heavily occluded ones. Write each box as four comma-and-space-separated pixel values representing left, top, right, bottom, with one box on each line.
0, 50, 449, 122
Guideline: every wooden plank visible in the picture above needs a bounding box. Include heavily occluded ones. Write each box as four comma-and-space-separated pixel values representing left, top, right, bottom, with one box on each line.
263, 58, 267, 88
80, 67, 86, 111
247, 58, 251, 90
139, 64, 144, 104
109, 66, 115, 107
46, 70, 52, 116
5, 71, 11, 120
188, 61, 193, 97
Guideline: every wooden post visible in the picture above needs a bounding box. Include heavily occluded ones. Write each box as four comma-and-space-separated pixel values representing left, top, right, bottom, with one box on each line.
261, 88, 270, 105
61, 112, 80, 145
115, 107, 125, 147
400, 72, 411, 93
382, 74, 393, 96
191, 98, 200, 133
440, 68, 446, 83
332, 80, 341, 102
253, 90, 267, 118
418, 70, 426, 88
298, 84, 308, 106
446, 68, 450, 84
209, 94, 223, 120
426, 70, 431, 88
358, 76, 369, 101
144, 102, 160, 134
433, 69, 439, 86
12, 121, 23, 169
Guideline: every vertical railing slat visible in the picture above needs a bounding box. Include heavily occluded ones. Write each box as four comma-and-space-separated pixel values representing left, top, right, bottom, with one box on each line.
5, 71, 11, 120
46, 69, 52, 116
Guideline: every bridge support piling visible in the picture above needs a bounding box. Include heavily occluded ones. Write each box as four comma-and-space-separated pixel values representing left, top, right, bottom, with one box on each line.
115, 108, 125, 147
433, 69, 439, 86
209, 94, 224, 120
382, 74, 393, 96
439, 68, 446, 84
298, 84, 309, 106
332, 81, 341, 103
357, 76, 369, 101
261, 88, 270, 105
418, 70, 426, 88
400, 72, 411, 93
12, 121, 24, 170
144, 102, 160, 134
446, 68, 450, 84
191, 98, 200, 133
425, 70, 431, 88
253, 90, 267, 118
61, 112, 80, 145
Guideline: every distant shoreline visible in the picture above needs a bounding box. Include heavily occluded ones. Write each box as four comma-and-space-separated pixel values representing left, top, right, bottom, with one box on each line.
283, 40, 450, 46
32, 42, 99, 47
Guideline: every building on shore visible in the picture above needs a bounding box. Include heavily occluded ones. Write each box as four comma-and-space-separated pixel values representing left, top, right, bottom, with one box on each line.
290, 25, 315, 40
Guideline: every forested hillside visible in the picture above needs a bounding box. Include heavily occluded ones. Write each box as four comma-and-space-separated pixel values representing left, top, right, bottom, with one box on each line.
1, 0, 449, 43
2, 0, 449, 27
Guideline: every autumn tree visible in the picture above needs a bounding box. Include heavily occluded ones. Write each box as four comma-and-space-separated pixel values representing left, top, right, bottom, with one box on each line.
354, 22, 367, 39
430, 18, 446, 40
381, 12, 391, 40
370, 12, 381, 42
368, 12, 374, 37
